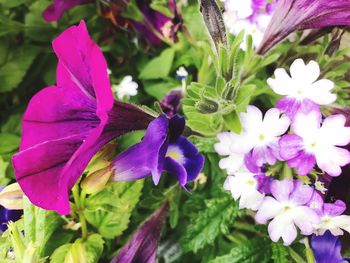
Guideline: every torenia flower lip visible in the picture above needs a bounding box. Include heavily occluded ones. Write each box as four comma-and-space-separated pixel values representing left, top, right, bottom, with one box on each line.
255, 179, 319, 245
268, 58, 336, 120
12, 21, 153, 215
257, 0, 350, 54
280, 111, 350, 176
311, 231, 347, 263
112, 115, 205, 187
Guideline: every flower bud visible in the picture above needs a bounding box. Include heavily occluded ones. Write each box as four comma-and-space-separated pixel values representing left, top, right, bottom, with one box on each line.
195, 98, 219, 114
0, 183, 24, 210
81, 166, 112, 194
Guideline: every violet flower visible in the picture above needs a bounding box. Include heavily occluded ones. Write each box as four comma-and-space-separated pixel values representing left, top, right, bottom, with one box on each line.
111, 202, 168, 263
279, 111, 350, 176
255, 179, 319, 245
43, 0, 94, 22
257, 0, 350, 54
311, 231, 348, 263
133, 0, 181, 45
12, 21, 153, 215
112, 115, 204, 187
160, 89, 183, 118
0, 186, 22, 232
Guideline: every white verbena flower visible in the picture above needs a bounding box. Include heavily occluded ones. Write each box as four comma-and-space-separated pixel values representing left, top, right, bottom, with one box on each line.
267, 58, 336, 119
224, 166, 265, 210
113, 75, 138, 100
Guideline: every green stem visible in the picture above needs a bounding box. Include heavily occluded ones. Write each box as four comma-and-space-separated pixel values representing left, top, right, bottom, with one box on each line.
72, 185, 88, 239
79, 213, 88, 240
303, 238, 315, 263
288, 247, 306, 263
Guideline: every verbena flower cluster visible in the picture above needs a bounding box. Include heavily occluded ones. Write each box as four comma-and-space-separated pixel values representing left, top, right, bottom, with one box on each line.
216, 58, 350, 245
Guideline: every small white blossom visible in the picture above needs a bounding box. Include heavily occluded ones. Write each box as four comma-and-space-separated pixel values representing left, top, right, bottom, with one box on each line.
113, 75, 138, 100
176, 66, 188, 80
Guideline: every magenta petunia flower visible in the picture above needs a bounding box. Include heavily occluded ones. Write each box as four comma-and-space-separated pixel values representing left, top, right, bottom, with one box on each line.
43, 0, 94, 22
112, 115, 205, 188
257, 0, 350, 54
12, 21, 153, 215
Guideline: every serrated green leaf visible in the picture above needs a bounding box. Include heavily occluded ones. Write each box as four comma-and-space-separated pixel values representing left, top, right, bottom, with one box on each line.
188, 136, 217, 153
181, 197, 242, 253
23, 197, 62, 257
84, 180, 143, 239
209, 238, 272, 263
0, 45, 40, 92
139, 48, 175, 80
272, 242, 289, 263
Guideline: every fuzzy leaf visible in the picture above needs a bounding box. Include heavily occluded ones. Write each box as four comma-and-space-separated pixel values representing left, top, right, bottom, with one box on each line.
271, 242, 290, 263
181, 197, 242, 253
84, 181, 143, 239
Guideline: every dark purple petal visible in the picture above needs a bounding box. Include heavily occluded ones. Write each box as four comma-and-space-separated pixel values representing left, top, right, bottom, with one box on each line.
0, 207, 22, 232
160, 89, 183, 118
43, 0, 94, 22
258, 0, 350, 54
255, 173, 271, 194
12, 21, 152, 215
133, 0, 180, 45
168, 115, 185, 142
112, 115, 169, 185
164, 157, 187, 186
169, 136, 204, 183
311, 231, 347, 263
287, 151, 316, 176
111, 202, 168, 263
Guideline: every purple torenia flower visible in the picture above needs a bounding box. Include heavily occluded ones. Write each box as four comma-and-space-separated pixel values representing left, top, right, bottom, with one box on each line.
311, 231, 348, 263
255, 179, 319, 245
280, 111, 350, 176
112, 115, 204, 187
43, 0, 94, 22
268, 58, 336, 120
111, 202, 168, 263
160, 89, 183, 118
12, 21, 153, 215
257, 0, 350, 54
0, 186, 22, 232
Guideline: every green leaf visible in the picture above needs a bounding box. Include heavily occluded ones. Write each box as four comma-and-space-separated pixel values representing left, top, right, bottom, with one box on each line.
188, 136, 217, 153
84, 181, 143, 239
139, 48, 175, 80
0, 157, 10, 185
150, 0, 173, 17
0, 0, 26, 8
271, 242, 290, 263
143, 79, 178, 100
122, 0, 144, 22
209, 238, 272, 263
0, 45, 40, 92
0, 133, 20, 154
181, 197, 242, 253
223, 111, 241, 134
50, 234, 104, 263
23, 197, 62, 257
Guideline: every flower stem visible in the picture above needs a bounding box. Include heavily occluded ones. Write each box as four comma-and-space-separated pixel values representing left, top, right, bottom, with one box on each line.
303, 237, 315, 263
72, 185, 88, 239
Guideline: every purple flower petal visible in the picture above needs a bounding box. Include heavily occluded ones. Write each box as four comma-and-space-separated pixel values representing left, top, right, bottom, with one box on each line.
43, 0, 94, 22
289, 180, 314, 205
270, 179, 294, 202
323, 200, 346, 217
311, 231, 347, 263
112, 115, 204, 187
258, 0, 350, 54
111, 202, 169, 263
12, 21, 153, 215
277, 97, 320, 120
279, 134, 304, 160
112, 115, 169, 185
0, 206, 22, 232
160, 89, 183, 118
287, 151, 316, 176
